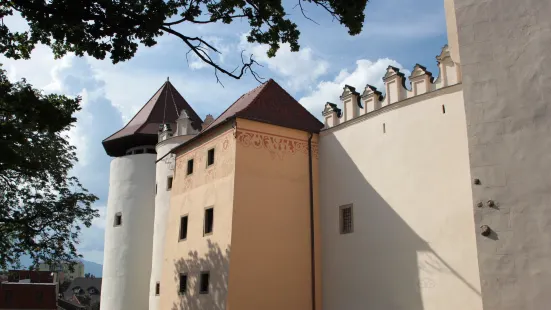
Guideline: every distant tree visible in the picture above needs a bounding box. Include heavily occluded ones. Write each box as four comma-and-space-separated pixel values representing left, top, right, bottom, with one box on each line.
0, 66, 98, 270
84, 273, 96, 279
1, 0, 369, 83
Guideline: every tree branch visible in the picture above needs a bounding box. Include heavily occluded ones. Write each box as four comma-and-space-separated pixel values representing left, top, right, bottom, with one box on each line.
160, 26, 263, 83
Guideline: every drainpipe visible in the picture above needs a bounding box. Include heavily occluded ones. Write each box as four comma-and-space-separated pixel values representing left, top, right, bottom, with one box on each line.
308, 133, 316, 310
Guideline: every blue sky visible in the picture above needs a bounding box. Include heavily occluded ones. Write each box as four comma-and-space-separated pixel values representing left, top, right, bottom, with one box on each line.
1, 0, 448, 265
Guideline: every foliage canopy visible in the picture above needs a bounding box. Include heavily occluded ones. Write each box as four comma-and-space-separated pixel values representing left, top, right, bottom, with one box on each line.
1, 0, 368, 82
0, 66, 98, 270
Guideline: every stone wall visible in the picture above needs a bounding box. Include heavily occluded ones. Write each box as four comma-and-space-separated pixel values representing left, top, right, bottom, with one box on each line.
454, 0, 551, 309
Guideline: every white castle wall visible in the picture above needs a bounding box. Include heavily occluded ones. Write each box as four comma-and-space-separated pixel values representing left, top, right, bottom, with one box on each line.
101, 154, 156, 310
149, 135, 195, 310
319, 46, 482, 310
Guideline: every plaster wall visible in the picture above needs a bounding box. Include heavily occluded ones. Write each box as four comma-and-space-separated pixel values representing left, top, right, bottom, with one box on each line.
319, 86, 482, 310
159, 125, 236, 310
454, 0, 551, 308
149, 135, 195, 310
100, 154, 156, 310
228, 119, 322, 310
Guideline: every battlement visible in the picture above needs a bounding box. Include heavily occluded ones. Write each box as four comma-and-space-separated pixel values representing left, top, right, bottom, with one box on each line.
322, 45, 461, 129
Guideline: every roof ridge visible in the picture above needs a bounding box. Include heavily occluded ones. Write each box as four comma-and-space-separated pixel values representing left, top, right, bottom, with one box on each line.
202, 80, 269, 132
237, 79, 274, 116
102, 81, 168, 142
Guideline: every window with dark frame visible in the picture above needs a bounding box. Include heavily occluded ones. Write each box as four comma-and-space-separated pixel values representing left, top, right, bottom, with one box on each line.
114, 213, 122, 227
204, 208, 214, 235
179, 216, 188, 241
36, 291, 44, 303
5, 290, 12, 305
187, 159, 194, 175
167, 176, 173, 190
199, 272, 210, 294
155, 282, 160, 295
339, 205, 353, 234
207, 149, 215, 166
179, 274, 187, 294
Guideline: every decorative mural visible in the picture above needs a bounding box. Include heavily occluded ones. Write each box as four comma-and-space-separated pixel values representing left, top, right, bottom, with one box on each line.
235, 128, 319, 160
174, 129, 235, 194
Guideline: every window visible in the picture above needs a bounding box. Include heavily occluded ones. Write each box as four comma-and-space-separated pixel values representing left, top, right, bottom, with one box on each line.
156, 183, 157, 195
204, 208, 214, 235
114, 213, 122, 227
36, 291, 44, 303
5, 290, 12, 305
155, 282, 160, 296
199, 272, 210, 294
179, 216, 188, 241
187, 159, 194, 175
339, 204, 354, 234
167, 176, 173, 191
207, 149, 215, 166
179, 274, 188, 295
442, 104, 446, 114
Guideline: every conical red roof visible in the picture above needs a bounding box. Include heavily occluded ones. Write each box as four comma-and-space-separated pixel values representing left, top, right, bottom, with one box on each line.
103, 80, 202, 157
204, 79, 323, 133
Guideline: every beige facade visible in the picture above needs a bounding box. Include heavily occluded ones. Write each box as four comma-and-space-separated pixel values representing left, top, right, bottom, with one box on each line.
159, 118, 321, 310
160, 123, 236, 310
229, 119, 321, 310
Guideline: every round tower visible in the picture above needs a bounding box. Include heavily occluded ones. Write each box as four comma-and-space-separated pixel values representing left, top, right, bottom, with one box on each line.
101, 80, 203, 310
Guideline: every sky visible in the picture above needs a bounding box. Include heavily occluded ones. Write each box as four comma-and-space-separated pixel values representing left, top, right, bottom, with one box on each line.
1, 0, 448, 265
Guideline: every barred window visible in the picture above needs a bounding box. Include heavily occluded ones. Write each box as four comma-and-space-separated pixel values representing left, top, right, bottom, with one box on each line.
339, 204, 353, 234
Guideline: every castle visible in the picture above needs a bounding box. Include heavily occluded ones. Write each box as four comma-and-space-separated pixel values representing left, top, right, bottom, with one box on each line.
100, 0, 551, 310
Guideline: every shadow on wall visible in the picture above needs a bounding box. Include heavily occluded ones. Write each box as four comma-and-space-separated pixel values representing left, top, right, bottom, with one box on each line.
171, 240, 230, 310
321, 133, 480, 310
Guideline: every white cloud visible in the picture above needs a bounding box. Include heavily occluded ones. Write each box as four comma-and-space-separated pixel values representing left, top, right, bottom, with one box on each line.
239, 33, 329, 92
299, 58, 410, 117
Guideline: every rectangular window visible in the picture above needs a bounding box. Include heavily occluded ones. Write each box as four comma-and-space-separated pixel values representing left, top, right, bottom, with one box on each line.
5, 290, 12, 305
207, 149, 215, 166
155, 282, 160, 295
179, 216, 188, 241
167, 176, 173, 191
199, 272, 210, 294
114, 213, 122, 227
187, 159, 194, 175
204, 208, 214, 235
339, 204, 353, 234
36, 291, 43, 303
179, 274, 187, 295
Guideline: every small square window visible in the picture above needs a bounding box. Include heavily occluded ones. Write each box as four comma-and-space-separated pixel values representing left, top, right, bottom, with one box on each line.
114, 213, 122, 227
5, 290, 13, 305
179, 274, 187, 295
155, 282, 160, 296
207, 149, 215, 166
339, 205, 353, 234
199, 272, 209, 294
179, 216, 188, 241
187, 159, 194, 175
167, 176, 173, 191
36, 291, 43, 302
204, 208, 214, 235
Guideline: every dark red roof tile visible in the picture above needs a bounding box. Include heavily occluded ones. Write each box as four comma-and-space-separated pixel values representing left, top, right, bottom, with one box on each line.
204, 79, 323, 133
103, 80, 202, 157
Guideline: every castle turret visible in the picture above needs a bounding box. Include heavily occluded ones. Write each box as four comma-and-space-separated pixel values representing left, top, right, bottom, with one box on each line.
101, 79, 202, 310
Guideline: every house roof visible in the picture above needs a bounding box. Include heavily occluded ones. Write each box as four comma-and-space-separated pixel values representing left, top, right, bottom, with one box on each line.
102, 80, 202, 157
63, 277, 102, 303
167, 79, 323, 157
204, 79, 323, 133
